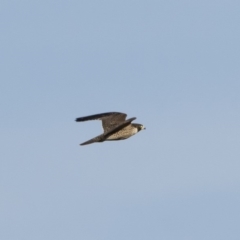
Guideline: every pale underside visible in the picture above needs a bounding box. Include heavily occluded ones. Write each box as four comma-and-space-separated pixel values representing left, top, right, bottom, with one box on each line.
106, 125, 138, 140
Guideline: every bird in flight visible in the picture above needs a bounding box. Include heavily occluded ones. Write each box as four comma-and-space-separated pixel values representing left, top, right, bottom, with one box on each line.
75, 112, 145, 146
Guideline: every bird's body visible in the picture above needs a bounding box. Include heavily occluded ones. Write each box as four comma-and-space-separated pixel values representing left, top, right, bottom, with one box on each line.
105, 124, 138, 140
75, 112, 145, 146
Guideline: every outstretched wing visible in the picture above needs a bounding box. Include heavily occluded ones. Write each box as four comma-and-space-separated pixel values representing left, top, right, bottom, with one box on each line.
80, 117, 136, 146
76, 112, 127, 132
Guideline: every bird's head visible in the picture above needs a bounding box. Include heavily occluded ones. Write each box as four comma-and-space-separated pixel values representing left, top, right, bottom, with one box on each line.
133, 124, 146, 132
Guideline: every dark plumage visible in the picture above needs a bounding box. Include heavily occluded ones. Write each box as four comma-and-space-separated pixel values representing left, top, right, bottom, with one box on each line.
75, 112, 145, 146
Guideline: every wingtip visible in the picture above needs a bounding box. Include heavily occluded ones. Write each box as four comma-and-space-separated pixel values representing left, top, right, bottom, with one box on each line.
80, 140, 95, 146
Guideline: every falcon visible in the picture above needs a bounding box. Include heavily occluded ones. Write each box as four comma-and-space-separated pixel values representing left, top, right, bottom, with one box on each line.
75, 112, 145, 146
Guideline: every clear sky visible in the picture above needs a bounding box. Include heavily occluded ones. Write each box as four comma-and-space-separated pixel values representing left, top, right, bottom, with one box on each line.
1, 1, 240, 239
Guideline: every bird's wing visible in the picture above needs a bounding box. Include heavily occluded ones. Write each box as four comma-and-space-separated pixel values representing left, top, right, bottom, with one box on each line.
80, 134, 105, 146
75, 112, 127, 133
102, 113, 127, 132
75, 112, 126, 122
80, 117, 136, 146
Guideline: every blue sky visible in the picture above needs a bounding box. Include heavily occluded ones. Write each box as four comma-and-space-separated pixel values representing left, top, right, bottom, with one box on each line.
1, 1, 240, 239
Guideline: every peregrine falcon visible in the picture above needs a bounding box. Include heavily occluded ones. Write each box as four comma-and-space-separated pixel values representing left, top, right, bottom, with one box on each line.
75, 112, 145, 146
